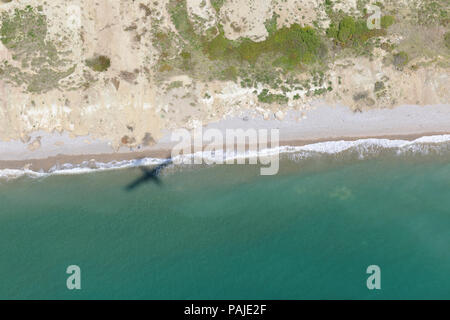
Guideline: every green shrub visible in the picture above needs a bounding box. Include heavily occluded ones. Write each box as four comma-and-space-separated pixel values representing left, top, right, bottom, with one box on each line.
167, 81, 183, 90
326, 14, 388, 48
353, 91, 368, 101
204, 24, 324, 68
265, 25, 325, 68
180, 50, 191, 60
374, 81, 385, 92
257, 89, 288, 104
221, 66, 238, 81
163, 0, 328, 102
86, 55, 111, 72
374, 1, 384, 9
168, 0, 198, 44
203, 30, 234, 60
445, 32, 450, 49
337, 16, 356, 43
326, 23, 339, 38
210, 0, 225, 13
393, 51, 409, 67
264, 13, 279, 36
168, 0, 326, 72
236, 39, 261, 63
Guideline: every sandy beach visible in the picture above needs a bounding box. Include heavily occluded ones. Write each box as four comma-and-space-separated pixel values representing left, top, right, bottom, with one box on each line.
1, 103, 449, 172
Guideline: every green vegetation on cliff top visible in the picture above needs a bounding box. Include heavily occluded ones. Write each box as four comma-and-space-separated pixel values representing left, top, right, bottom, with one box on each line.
0, 1, 448, 102
0, 5, 75, 93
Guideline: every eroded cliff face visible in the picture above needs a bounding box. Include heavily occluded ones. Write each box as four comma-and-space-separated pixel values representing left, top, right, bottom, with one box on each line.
0, 0, 163, 148
0, 0, 449, 150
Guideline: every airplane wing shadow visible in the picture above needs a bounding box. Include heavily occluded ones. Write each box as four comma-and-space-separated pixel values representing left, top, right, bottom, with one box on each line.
125, 158, 172, 191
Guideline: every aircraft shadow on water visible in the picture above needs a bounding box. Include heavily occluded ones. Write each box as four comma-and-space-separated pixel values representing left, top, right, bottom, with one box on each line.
125, 158, 173, 191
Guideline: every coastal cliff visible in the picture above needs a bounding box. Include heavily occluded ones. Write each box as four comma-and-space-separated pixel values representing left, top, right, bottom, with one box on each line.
0, 0, 449, 150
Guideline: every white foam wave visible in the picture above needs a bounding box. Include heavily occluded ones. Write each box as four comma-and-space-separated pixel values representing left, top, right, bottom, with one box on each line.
1, 134, 449, 180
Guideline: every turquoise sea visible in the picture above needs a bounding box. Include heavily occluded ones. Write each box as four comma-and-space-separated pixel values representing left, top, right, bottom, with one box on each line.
0, 143, 449, 299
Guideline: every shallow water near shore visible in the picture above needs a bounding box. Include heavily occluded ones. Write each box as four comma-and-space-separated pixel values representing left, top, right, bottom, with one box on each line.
0, 148, 449, 299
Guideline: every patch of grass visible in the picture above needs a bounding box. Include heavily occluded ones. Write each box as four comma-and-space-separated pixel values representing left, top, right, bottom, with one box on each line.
161, 0, 329, 103
210, 0, 226, 13
168, 0, 199, 45
203, 29, 235, 60
337, 16, 356, 43
167, 0, 326, 73
393, 51, 409, 67
220, 66, 238, 81
27, 65, 76, 93
353, 91, 368, 101
417, 0, 449, 26
159, 64, 173, 72
445, 31, 450, 49
1, 6, 48, 58
0, 5, 76, 93
374, 1, 384, 9
167, 80, 183, 90
264, 13, 279, 36
85, 55, 111, 72
381, 15, 395, 29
